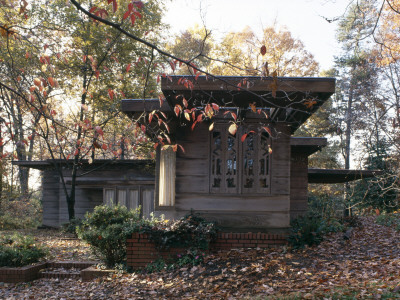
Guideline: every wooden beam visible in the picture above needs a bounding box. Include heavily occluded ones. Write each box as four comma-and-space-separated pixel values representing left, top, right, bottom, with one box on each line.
161, 76, 336, 93
308, 168, 383, 183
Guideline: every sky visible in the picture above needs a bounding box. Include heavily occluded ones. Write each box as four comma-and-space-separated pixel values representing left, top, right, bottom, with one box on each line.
163, 0, 353, 71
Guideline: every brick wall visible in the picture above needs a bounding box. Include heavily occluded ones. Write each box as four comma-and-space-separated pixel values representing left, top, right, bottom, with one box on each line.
127, 232, 287, 269
0, 262, 47, 283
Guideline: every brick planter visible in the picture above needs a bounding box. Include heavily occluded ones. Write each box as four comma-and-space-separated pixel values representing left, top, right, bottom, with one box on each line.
80, 266, 115, 282
0, 261, 98, 283
0, 262, 47, 283
126, 232, 287, 269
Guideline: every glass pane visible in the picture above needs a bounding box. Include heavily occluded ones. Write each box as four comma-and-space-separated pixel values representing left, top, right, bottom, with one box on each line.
128, 189, 139, 210
118, 189, 127, 207
104, 189, 115, 206
142, 189, 154, 218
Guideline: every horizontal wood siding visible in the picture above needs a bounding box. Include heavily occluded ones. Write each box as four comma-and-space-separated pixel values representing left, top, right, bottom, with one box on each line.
169, 122, 291, 230
41, 170, 60, 227
157, 208, 290, 230
175, 194, 289, 211
175, 123, 209, 194
59, 186, 103, 225
270, 124, 291, 196
290, 152, 308, 218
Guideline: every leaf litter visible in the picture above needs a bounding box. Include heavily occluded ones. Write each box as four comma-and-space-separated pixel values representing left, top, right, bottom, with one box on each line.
1, 216, 400, 299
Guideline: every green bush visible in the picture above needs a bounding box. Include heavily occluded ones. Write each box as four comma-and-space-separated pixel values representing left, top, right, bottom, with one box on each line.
376, 213, 400, 231
77, 205, 145, 268
288, 213, 344, 249
141, 214, 217, 250
0, 233, 47, 267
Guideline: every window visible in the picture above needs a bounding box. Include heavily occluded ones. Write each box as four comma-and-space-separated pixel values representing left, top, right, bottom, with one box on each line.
103, 186, 154, 218
210, 124, 271, 194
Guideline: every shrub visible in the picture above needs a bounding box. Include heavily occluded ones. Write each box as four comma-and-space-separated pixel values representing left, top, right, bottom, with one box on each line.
376, 213, 400, 231
0, 233, 47, 267
141, 214, 217, 250
288, 213, 344, 249
77, 205, 144, 268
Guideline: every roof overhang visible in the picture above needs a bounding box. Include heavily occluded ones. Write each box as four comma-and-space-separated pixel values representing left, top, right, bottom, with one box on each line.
308, 168, 383, 183
12, 159, 154, 170
161, 75, 335, 133
291, 137, 327, 156
121, 75, 335, 133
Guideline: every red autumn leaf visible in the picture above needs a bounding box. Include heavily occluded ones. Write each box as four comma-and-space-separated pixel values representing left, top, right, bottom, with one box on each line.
172, 144, 178, 152
241, 133, 248, 142
33, 78, 41, 87
163, 121, 170, 133
183, 98, 188, 108
111, 0, 117, 13
126, 63, 131, 72
123, 10, 130, 20
178, 144, 185, 153
130, 14, 136, 25
174, 105, 181, 117
95, 126, 104, 137
159, 94, 165, 107
153, 142, 158, 150
260, 45, 267, 56
108, 89, 114, 100
211, 103, 219, 111
141, 124, 146, 133
263, 126, 272, 136
48, 77, 55, 87
148, 112, 154, 124
73, 149, 79, 156
102, 144, 108, 150
95, 70, 100, 79
231, 112, 237, 121
89, 6, 97, 13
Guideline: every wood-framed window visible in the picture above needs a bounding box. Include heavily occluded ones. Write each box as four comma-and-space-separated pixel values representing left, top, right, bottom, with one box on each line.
103, 185, 154, 217
210, 124, 271, 194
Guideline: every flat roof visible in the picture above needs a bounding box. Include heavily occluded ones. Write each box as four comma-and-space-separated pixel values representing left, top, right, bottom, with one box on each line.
291, 137, 327, 156
13, 159, 154, 170
308, 168, 382, 183
122, 75, 336, 133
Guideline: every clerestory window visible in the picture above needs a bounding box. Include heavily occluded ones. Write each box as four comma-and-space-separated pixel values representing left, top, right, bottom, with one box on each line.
210, 124, 271, 194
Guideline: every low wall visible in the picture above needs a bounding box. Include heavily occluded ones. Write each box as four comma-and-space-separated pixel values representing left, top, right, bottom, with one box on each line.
127, 232, 287, 269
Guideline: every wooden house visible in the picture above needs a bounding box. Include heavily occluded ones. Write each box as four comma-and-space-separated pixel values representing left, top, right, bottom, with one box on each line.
14, 160, 155, 227
15, 76, 377, 230
122, 75, 377, 232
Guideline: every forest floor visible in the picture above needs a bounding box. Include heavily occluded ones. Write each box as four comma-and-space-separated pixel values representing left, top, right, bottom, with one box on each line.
1, 216, 400, 299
